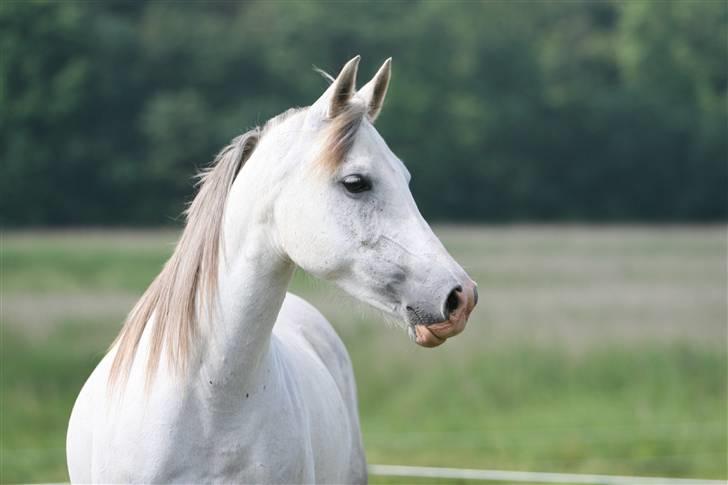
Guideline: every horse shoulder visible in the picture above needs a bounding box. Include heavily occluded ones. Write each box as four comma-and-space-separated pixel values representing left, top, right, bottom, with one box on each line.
67, 351, 115, 482
275, 293, 353, 390
274, 292, 367, 483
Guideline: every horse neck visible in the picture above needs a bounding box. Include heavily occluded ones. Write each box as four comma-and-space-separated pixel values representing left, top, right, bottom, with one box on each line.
194, 137, 296, 403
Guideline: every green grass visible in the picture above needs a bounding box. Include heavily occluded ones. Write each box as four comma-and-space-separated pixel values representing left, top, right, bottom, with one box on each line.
1, 325, 107, 483
1, 227, 726, 483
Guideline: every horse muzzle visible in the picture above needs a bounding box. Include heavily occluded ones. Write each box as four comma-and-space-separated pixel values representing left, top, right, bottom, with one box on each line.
410, 280, 478, 348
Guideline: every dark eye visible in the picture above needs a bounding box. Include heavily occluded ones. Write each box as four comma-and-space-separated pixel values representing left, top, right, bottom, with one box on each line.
342, 174, 372, 194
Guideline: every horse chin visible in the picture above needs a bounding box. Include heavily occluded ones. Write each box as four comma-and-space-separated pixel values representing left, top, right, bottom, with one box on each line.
412, 324, 447, 347
410, 317, 468, 348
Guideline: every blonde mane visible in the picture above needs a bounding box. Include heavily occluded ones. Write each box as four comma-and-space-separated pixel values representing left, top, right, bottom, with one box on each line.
108, 105, 365, 391
108, 128, 260, 390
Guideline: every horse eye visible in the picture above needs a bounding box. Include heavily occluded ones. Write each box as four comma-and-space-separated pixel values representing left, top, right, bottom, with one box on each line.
342, 174, 372, 194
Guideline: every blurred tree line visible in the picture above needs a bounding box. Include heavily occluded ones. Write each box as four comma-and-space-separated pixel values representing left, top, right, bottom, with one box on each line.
1, 0, 726, 225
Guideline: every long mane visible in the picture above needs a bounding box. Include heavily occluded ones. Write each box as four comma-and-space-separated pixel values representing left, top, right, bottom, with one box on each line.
108, 128, 261, 390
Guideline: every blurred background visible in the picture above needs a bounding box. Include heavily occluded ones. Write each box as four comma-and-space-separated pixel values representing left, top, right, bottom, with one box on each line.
1, 0, 726, 483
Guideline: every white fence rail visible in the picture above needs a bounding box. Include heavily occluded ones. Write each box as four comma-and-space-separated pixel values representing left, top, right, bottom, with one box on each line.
368, 464, 725, 485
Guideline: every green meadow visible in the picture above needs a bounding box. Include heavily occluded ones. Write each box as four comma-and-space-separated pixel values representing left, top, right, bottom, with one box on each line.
1, 227, 726, 483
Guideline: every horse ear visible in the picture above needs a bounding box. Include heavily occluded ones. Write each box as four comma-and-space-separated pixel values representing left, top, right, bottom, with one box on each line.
314, 55, 360, 119
358, 58, 391, 122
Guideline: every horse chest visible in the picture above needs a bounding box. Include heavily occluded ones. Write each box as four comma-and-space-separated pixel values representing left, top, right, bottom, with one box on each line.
98, 354, 349, 483
182, 373, 348, 482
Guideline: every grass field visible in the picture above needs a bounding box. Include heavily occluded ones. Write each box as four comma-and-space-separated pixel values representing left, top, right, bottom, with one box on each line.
1, 226, 726, 483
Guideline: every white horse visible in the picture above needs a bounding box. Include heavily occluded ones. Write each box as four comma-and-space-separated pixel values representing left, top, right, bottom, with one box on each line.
66, 56, 477, 484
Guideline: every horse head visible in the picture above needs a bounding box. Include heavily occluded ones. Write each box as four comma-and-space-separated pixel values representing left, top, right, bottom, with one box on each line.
274, 56, 478, 347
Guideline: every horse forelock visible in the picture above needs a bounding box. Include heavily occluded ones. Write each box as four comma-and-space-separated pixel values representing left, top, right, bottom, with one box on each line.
317, 101, 367, 171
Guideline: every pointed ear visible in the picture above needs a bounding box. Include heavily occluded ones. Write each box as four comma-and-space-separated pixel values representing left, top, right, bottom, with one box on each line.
358, 58, 391, 122
313, 55, 361, 119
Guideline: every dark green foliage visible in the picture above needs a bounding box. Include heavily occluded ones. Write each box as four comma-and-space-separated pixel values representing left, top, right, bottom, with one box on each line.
1, 0, 726, 225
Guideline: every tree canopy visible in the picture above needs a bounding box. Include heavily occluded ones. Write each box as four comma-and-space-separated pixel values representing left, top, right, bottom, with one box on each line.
1, 0, 726, 225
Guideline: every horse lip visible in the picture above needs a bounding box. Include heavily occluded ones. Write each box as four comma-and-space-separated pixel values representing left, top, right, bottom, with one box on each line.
411, 306, 470, 347
412, 323, 447, 347
405, 288, 473, 347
